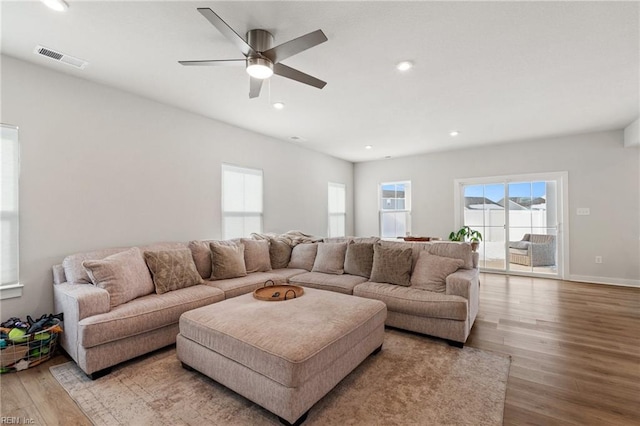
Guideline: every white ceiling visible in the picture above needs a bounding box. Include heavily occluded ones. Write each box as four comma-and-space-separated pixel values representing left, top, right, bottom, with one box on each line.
2, 1, 638, 162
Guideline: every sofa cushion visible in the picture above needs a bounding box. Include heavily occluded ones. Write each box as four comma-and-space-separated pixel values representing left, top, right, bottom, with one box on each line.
428, 242, 474, 270
82, 247, 155, 309
78, 284, 225, 348
269, 268, 308, 281
379, 240, 431, 271
410, 251, 464, 293
354, 282, 468, 321
143, 248, 203, 294
509, 241, 531, 250
209, 242, 247, 280
287, 243, 318, 271
205, 271, 286, 299
188, 240, 213, 279
289, 272, 368, 295
312, 242, 348, 275
269, 239, 292, 269
64, 242, 187, 285
64, 247, 127, 285
241, 239, 272, 273
344, 243, 374, 278
188, 239, 241, 279
369, 244, 412, 286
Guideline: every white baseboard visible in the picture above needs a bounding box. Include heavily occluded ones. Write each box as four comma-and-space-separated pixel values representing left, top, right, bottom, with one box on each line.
568, 275, 640, 288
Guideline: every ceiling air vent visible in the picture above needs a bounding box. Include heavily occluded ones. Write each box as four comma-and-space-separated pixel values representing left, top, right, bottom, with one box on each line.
34, 45, 88, 70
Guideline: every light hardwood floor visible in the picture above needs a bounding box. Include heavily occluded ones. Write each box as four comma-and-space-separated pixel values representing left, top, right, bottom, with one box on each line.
1, 273, 639, 425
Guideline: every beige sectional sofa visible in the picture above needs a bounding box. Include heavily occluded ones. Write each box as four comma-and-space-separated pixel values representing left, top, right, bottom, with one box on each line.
53, 235, 479, 378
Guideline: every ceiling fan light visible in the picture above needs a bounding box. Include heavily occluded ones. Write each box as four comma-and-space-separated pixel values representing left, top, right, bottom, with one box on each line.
40, 0, 68, 12
246, 57, 273, 79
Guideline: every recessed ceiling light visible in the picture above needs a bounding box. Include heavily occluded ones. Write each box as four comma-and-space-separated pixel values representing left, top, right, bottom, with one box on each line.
396, 61, 414, 71
449, 131, 460, 137
272, 102, 285, 110
41, 0, 68, 12
365, 145, 373, 150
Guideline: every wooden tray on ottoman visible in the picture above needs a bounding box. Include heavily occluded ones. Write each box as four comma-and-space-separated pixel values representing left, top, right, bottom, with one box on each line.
253, 283, 304, 301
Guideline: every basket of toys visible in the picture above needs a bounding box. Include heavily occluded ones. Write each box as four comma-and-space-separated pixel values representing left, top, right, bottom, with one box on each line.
0, 313, 63, 373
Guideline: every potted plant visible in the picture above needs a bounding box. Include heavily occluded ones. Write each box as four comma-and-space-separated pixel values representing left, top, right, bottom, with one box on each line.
448, 226, 483, 251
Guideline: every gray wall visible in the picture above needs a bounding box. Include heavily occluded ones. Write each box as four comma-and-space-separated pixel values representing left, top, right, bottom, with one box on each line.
0, 56, 354, 318
354, 131, 640, 286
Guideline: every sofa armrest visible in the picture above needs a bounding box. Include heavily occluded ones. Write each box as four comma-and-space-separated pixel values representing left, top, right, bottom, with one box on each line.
54, 282, 110, 320
445, 268, 478, 299
446, 268, 480, 328
53, 282, 110, 362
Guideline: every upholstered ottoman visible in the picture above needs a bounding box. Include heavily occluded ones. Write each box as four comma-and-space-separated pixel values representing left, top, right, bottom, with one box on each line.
176, 287, 387, 425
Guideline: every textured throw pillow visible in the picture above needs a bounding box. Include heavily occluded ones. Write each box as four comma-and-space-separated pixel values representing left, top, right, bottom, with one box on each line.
209, 242, 247, 280
411, 251, 464, 293
241, 239, 272, 273
143, 248, 203, 294
369, 244, 412, 286
269, 239, 292, 269
312, 242, 348, 275
344, 243, 374, 278
82, 247, 154, 309
287, 243, 318, 271
428, 242, 474, 270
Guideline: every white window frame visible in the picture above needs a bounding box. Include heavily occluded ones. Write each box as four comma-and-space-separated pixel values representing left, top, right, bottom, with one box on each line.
221, 163, 263, 239
328, 182, 346, 238
1, 124, 22, 300
379, 181, 412, 238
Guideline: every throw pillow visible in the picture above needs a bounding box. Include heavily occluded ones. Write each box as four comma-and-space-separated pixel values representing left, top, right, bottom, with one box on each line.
187, 240, 214, 279
411, 251, 464, 293
427, 242, 474, 270
312, 242, 348, 275
287, 243, 318, 271
209, 242, 247, 280
143, 248, 203, 294
82, 247, 154, 309
344, 243, 374, 278
241, 239, 272, 273
369, 244, 412, 286
269, 239, 292, 269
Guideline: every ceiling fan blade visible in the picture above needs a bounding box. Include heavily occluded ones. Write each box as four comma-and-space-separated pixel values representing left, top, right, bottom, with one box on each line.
249, 77, 264, 99
273, 63, 327, 89
197, 8, 254, 57
178, 59, 246, 66
262, 30, 327, 63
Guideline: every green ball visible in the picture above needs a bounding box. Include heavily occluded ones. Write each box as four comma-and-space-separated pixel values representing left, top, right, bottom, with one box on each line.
34, 332, 50, 341
8, 328, 27, 343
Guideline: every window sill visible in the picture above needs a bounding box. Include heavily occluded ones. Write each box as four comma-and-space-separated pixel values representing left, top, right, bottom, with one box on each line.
0, 283, 23, 300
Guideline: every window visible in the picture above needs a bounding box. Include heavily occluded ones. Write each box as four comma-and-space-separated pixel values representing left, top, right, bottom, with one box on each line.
454, 172, 568, 279
222, 164, 263, 239
1, 124, 21, 299
328, 182, 346, 237
379, 181, 411, 238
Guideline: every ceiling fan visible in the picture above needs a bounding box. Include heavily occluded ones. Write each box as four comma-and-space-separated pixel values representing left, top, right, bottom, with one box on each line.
179, 8, 328, 99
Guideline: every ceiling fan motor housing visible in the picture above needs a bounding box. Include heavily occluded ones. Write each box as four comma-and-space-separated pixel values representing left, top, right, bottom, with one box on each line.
247, 29, 273, 57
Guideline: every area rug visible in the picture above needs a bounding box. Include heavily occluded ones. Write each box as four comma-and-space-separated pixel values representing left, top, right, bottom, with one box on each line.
50, 329, 510, 425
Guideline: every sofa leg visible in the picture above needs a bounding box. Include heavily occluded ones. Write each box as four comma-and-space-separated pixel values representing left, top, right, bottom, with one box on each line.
371, 344, 383, 355
447, 340, 464, 349
87, 366, 112, 380
181, 362, 195, 372
278, 410, 308, 426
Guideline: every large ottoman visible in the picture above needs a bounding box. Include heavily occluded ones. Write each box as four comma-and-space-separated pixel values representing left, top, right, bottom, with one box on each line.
176, 287, 387, 425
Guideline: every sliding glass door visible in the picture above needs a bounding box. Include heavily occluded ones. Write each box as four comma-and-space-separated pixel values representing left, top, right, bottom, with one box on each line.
456, 173, 567, 278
